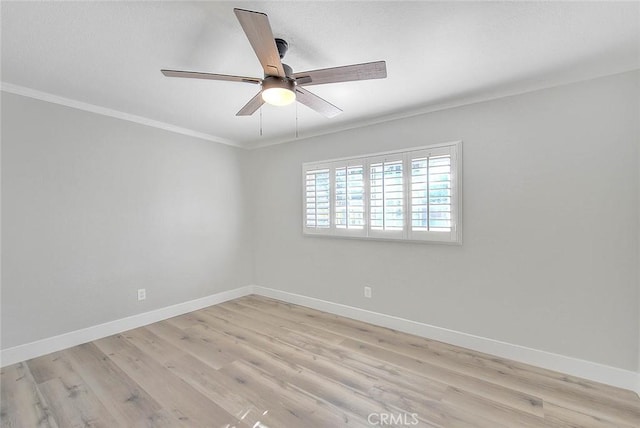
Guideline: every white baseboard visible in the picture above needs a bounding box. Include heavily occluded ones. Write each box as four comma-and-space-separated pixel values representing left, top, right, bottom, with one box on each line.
2, 284, 638, 396
251, 285, 639, 395
0, 286, 252, 367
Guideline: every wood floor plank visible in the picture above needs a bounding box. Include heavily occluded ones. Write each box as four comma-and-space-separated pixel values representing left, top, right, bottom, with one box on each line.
144, 320, 239, 369
93, 334, 245, 427
26, 350, 120, 428
64, 343, 175, 427
2, 295, 638, 427
440, 386, 551, 428
221, 299, 346, 345
36, 378, 117, 428
223, 359, 371, 427
543, 401, 637, 428
440, 403, 512, 428
0, 362, 58, 428
167, 352, 322, 428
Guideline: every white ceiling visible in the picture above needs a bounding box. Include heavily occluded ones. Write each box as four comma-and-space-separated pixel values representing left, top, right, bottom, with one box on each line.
2, 1, 639, 148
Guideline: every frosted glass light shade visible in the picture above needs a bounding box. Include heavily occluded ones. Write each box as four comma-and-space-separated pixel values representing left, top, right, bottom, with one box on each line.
262, 87, 296, 106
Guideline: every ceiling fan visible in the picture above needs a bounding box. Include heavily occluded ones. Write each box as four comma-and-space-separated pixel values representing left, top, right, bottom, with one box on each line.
161, 8, 387, 118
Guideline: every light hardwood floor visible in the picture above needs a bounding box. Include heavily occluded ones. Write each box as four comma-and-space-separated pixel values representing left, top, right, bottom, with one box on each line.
1, 295, 639, 427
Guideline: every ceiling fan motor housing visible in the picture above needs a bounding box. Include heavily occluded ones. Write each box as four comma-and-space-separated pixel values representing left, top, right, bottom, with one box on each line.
262, 75, 296, 92
262, 63, 295, 90
275, 38, 288, 59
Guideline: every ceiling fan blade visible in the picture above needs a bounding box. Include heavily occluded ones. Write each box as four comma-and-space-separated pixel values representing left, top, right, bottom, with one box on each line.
293, 61, 387, 86
236, 92, 265, 116
295, 87, 342, 118
161, 69, 261, 84
234, 8, 286, 78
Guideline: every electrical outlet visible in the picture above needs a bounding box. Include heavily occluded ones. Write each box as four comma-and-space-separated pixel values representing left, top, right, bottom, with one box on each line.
137, 288, 146, 301
364, 286, 372, 298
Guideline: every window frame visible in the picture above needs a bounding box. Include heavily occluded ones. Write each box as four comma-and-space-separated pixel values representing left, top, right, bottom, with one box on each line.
302, 141, 462, 244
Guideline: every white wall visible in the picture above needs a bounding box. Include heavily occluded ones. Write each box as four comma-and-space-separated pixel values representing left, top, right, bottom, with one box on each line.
1, 92, 251, 349
249, 70, 640, 371
2, 71, 639, 377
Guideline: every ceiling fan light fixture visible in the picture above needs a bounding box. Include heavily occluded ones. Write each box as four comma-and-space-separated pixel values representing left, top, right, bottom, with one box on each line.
262, 87, 296, 106
261, 76, 296, 106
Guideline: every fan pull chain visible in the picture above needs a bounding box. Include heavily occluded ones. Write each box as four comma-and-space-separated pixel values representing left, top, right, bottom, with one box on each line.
259, 106, 263, 136
295, 102, 299, 139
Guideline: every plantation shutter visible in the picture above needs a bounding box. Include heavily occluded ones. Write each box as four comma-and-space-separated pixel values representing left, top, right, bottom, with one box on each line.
408, 145, 460, 242
304, 167, 331, 232
369, 154, 405, 238
334, 162, 366, 233
334, 161, 366, 236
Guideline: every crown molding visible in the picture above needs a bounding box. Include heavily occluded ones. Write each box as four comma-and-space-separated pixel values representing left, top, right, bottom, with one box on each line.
245, 67, 640, 150
5, 68, 639, 151
1, 82, 243, 148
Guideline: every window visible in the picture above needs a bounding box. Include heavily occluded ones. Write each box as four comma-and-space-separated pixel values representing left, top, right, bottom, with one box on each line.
302, 141, 461, 244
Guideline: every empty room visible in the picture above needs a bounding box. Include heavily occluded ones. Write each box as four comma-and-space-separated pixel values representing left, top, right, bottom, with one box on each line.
1, 1, 639, 427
